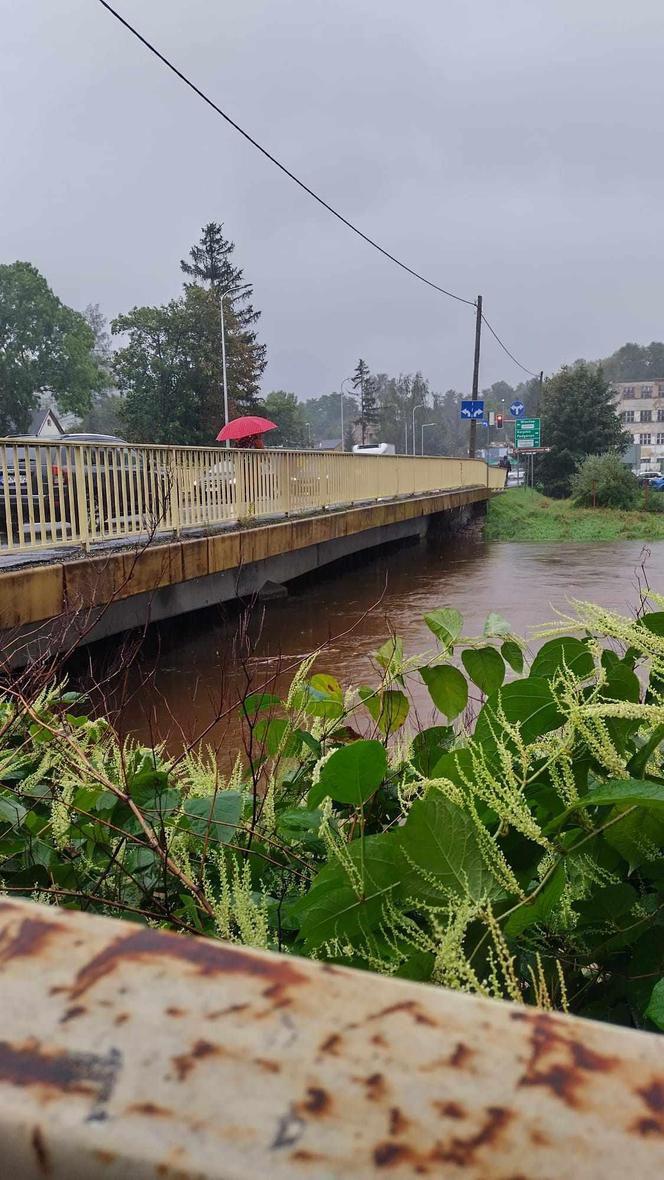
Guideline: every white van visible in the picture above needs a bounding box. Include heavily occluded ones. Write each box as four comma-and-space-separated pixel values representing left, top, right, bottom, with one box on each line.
352, 442, 396, 456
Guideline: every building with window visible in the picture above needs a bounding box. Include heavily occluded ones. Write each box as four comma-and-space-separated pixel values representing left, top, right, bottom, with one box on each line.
614, 380, 664, 470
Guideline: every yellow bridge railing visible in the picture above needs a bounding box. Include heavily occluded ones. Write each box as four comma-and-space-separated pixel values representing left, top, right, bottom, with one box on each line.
0, 441, 505, 554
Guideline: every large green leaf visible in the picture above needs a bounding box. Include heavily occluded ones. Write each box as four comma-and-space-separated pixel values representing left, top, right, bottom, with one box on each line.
0, 795, 27, 826
411, 726, 455, 775
483, 612, 512, 637
254, 718, 303, 758
501, 640, 524, 673
294, 834, 400, 949
531, 637, 594, 681
421, 665, 468, 720
645, 979, 664, 1030
639, 611, 664, 637
294, 674, 344, 719
605, 807, 664, 870
461, 647, 506, 696
243, 692, 281, 717
371, 636, 404, 679
474, 677, 563, 747
396, 790, 500, 906
182, 792, 243, 844
424, 608, 463, 649
576, 779, 664, 810
314, 740, 388, 807
359, 687, 409, 735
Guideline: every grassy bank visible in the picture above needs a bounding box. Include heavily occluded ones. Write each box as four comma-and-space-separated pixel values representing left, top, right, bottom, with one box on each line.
485, 486, 664, 541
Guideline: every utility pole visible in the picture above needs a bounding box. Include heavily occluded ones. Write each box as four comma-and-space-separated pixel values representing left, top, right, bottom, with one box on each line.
468, 294, 482, 459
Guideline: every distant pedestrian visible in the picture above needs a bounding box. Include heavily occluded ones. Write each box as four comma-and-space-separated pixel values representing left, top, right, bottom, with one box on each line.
244, 434, 265, 449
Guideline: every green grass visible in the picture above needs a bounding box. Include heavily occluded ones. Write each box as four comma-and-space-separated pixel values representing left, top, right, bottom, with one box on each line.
485, 487, 664, 541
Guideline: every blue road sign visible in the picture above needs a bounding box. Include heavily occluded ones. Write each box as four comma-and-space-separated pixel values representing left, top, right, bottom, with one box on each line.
510, 400, 525, 417
460, 400, 484, 420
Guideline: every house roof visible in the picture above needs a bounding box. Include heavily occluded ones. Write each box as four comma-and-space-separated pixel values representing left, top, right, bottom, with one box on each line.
317, 439, 343, 450
27, 406, 64, 436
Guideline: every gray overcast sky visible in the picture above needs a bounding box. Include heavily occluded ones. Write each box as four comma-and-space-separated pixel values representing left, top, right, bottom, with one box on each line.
3, 0, 664, 398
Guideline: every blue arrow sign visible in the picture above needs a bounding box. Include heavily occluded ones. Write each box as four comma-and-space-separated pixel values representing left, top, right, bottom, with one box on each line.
460, 400, 484, 420
510, 400, 525, 417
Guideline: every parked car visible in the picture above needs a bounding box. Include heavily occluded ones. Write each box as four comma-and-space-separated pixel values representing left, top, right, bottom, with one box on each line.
0, 445, 60, 542
0, 434, 172, 544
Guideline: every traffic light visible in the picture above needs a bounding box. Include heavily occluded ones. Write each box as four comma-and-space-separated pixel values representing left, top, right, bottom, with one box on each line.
496, 414, 503, 428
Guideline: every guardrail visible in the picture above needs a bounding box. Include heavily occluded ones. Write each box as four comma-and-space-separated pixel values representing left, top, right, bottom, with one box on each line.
0, 440, 505, 554
0, 898, 662, 1177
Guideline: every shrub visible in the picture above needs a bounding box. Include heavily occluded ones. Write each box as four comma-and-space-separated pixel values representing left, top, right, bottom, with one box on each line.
3, 600, 664, 1031
570, 453, 639, 509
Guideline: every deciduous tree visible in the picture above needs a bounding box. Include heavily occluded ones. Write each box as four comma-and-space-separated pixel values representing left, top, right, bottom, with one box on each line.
0, 262, 104, 434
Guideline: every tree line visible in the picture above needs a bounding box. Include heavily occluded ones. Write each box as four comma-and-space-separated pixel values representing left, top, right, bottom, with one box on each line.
0, 220, 653, 495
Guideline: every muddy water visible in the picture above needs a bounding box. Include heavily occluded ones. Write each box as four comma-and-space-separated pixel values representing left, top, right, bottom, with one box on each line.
93, 535, 664, 759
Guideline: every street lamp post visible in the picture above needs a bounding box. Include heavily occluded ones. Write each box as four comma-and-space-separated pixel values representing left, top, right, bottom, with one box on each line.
218, 281, 250, 448
305, 421, 312, 448
412, 404, 426, 456
340, 377, 353, 452
220, 296, 230, 449
421, 422, 435, 455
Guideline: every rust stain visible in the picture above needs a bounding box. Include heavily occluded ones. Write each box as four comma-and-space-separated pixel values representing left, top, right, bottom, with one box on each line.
70, 927, 307, 1000
207, 1002, 250, 1019
435, 1100, 465, 1120
291, 1150, 326, 1163
172, 1039, 221, 1082
0, 1040, 121, 1122
374, 1142, 412, 1167
368, 999, 437, 1027
388, 1107, 409, 1136
166, 1006, 187, 1018
449, 1041, 473, 1070
254, 1057, 281, 1073
632, 1080, 664, 1137
320, 1032, 342, 1055
300, 1086, 331, 1116
31, 1125, 51, 1175
517, 1012, 619, 1109
60, 1005, 86, 1024
127, 1101, 172, 1117
114, 1013, 129, 1026
0, 916, 65, 968
371, 1033, 388, 1049
364, 1072, 387, 1101
94, 1150, 117, 1165
373, 1106, 513, 1171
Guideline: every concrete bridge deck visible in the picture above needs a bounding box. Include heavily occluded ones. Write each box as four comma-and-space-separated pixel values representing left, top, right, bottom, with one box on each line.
1, 484, 494, 665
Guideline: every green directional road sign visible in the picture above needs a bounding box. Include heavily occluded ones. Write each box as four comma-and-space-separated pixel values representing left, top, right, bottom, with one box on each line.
515, 417, 541, 448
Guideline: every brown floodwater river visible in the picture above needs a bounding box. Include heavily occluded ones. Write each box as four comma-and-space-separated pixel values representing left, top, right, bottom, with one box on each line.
78, 534, 664, 762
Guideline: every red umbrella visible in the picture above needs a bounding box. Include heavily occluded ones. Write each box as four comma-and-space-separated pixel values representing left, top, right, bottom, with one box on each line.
216, 416, 277, 442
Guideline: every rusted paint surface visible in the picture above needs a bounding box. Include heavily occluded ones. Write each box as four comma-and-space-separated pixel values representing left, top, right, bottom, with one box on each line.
2, 898, 660, 1177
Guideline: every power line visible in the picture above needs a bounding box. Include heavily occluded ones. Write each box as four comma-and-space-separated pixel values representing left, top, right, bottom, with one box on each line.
481, 313, 540, 379
95, 0, 474, 307
96, 1, 541, 380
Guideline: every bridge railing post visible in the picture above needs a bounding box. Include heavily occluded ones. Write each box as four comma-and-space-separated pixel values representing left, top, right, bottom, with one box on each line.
73, 444, 90, 550
169, 449, 182, 536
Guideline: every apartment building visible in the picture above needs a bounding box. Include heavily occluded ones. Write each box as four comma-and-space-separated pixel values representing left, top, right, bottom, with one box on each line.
614, 380, 664, 471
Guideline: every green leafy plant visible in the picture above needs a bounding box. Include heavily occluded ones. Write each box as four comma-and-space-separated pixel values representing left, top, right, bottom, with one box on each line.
571, 453, 639, 510
3, 596, 664, 1031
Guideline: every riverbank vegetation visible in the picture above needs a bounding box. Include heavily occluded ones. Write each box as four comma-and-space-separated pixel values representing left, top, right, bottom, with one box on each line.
486, 488, 664, 541
2, 597, 664, 1031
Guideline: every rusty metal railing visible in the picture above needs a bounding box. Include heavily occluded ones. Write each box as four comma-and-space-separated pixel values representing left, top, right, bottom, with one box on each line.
0, 898, 661, 1177
0, 441, 505, 554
